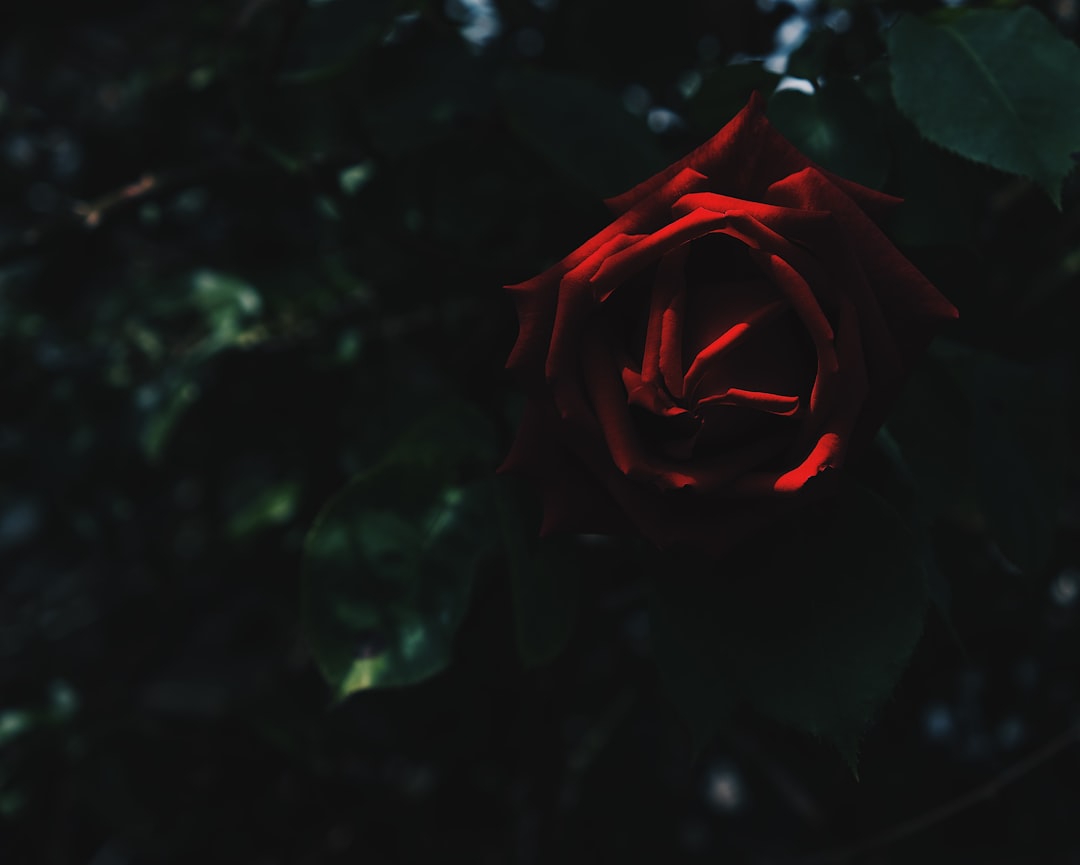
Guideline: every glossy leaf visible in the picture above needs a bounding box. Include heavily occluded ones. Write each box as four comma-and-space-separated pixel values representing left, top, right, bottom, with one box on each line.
888, 8, 1080, 206
851, 58, 983, 247
302, 402, 498, 697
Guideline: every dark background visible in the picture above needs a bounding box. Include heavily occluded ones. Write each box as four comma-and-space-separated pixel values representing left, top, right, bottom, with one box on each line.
1, 0, 1079, 862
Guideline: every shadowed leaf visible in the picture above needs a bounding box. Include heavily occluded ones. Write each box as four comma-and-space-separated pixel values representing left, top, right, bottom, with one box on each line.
888, 8, 1080, 206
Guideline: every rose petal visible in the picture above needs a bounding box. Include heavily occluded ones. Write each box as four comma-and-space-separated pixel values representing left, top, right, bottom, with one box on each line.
506, 167, 710, 379
605, 93, 796, 215
581, 335, 788, 493
544, 232, 643, 384
682, 298, 787, 398
771, 432, 844, 493
657, 271, 688, 400
590, 207, 732, 297
672, 191, 831, 233
767, 168, 959, 328
605, 92, 898, 224
583, 339, 696, 489
696, 388, 801, 417
641, 244, 690, 400
750, 252, 837, 380
499, 399, 637, 537
621, 365, 687, 417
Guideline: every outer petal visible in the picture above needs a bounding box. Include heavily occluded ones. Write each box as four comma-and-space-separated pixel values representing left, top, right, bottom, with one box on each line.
604, 92, 900, 225
506, 167, 711, 381
767, 168, 959, 332
499, 399, 635, 537
641, 244, 690, 401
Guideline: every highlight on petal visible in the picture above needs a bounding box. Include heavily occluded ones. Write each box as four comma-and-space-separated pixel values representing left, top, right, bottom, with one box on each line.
696, 388, 802, 417
655, 251, 689, 400
772, 432, 844, 494
640, 244, 690, 399
682, 299, 788, 398
590, 207, 731, 296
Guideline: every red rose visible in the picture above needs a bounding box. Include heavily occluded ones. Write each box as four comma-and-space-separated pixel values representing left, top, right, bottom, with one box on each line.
502, 93, 957, 556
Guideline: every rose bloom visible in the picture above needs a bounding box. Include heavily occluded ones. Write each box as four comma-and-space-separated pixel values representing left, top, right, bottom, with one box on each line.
502, 94, 957, 556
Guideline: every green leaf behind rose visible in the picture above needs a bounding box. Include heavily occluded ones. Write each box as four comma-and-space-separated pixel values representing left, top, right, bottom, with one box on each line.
649, 481, 928, 766
887, 7, 1080, 207
767, 78, 891, 189
498, 67, 667, 200
301, 401, 497, 698
685, 62, 780, 132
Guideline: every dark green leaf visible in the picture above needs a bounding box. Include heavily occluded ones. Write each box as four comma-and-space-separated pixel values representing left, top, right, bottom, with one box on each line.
228, 480, 301, 538
888, 8, 1080, 206
649, 481, 928, 764
768, 79, 890, 188
880, 120, 984, 248
499, 67, 667, 199
140, 374, 202, 462
302, 402, 498, 697
497, 478, 580, 668
855, 57, 983, 247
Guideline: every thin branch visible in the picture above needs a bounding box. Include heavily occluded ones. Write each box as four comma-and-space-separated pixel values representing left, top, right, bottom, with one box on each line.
796, 721, 1080, 865
73, 174, 160, 229
0, 158, 232, 268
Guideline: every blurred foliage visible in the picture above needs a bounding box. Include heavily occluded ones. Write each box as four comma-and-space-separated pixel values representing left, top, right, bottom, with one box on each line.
767, 77, 891, 188
303, 401, 497, 697
0, 0, 1079, 863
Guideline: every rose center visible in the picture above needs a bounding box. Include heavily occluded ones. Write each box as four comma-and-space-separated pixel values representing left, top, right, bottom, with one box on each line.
617, 233, 817, 461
